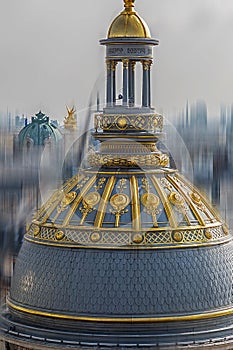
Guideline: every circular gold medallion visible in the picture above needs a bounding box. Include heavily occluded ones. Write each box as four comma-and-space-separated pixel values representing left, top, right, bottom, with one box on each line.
117, 117, 127, 129
205, 229, 212, 240
132, 233, 144, 244
141, 193, 160, 208
83, 192, 101, 207
91, 232, 101, 242
110, 193, 130, 210
55, 230, 65, 241
190, 192, 201, 204
172, 231, 183, 242
169, 192, 183, 206
61, 192, 77, 207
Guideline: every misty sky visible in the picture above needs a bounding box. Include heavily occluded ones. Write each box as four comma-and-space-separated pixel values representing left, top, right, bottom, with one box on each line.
1, 0, 233, 121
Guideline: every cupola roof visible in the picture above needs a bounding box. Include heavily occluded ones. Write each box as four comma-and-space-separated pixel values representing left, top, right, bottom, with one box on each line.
18, 111, 62, 146
108, 0, 151, 38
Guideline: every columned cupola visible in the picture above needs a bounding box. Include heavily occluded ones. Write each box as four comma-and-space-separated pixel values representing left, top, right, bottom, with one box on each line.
100, 0, 158, 108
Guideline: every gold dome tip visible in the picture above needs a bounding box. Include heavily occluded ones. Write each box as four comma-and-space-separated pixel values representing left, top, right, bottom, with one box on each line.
123, 0, 135, 12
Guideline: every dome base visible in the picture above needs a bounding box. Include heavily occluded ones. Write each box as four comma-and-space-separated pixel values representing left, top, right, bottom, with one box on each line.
2, 311, 233, 349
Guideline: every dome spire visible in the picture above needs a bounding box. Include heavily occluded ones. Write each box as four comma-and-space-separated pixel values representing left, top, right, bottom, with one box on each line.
123, 0, 135, 12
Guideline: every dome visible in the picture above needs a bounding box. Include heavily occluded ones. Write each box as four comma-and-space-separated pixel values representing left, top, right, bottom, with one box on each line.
18, 111, 62, 146
2, 0, 233, 349
108, 0, 151, 38
5, 165, 233, 346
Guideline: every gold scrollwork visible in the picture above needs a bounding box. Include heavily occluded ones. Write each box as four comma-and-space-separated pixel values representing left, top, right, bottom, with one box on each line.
79, 192, 101, 225
76, 177, 90, 190
57, 192, 77, 213
190, 191, 214, 222
110, 193, 130, 228
88, 153, 169, 168
94, 178, 106, 191
169, 192, 191, 225
141, 193, 161, 227
95, 113, 163, 132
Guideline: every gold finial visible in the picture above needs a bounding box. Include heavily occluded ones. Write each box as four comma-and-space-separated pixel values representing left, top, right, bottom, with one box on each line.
123, 0, 135, 12
64, 105, 77, 130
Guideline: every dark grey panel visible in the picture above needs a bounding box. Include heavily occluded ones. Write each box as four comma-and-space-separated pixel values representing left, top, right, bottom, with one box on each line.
10, 240, 233, 316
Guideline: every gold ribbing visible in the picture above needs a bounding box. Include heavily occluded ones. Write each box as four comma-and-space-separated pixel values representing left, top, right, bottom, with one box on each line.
176, 174, 222, 222
167, 175, 206, 226
8, 298, 233, 323
94, 176, 116, 228
130, 176, 141, 230
151, 176, 177, 228
62, 176, 97, 226
38, 175, 84, 222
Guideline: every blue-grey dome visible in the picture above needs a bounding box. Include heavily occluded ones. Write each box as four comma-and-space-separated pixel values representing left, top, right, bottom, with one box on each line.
18, 111, 62, 146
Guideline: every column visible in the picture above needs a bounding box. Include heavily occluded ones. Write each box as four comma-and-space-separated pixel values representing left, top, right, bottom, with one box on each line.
106, 60, 112, 106
142, 60, 149, 107
122, 59, 129, 106
148, 60, 152, 107
128, 61, 136, 106
112, 61, 117, 105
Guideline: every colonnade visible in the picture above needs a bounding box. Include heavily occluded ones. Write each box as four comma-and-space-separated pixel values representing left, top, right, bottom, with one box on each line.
106, 59, 152, 107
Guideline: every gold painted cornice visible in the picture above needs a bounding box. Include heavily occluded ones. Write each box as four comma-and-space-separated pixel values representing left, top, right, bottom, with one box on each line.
8, 298, 233, 323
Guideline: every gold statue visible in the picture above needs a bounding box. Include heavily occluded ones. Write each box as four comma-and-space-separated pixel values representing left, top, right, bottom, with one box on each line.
64, 106, 77, 130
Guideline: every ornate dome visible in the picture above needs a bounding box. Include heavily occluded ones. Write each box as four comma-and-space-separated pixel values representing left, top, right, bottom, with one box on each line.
18, 111, 62, 146
2, 0, 233, 349
26, 169, 226, 248
108, 0, 151, 38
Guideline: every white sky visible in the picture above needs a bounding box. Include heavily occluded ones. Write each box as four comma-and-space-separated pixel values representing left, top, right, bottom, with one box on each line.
1, 0, 233, 121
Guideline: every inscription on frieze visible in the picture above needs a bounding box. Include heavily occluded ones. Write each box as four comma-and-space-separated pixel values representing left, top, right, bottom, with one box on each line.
107, 45, 152, 58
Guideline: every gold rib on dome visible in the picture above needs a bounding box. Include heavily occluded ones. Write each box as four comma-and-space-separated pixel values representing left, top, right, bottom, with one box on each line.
108, 0, 151, 38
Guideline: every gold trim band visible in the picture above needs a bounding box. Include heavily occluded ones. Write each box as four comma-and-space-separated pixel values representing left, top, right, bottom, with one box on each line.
7, 299, 233, 323
25, 234, 232, 250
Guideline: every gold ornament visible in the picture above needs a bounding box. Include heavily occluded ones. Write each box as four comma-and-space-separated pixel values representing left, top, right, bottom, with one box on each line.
190, 192, 201, 204
141, 193, 159, 208
91, 232, 101, 242
169, 192, 184, 206
79, 192, 101, 225
64, 106, 77, 130
173, 231, 183, 242
223, 224, 229, 236
205, 229, 212, 240
83, 192, 101, 207
55, 230, 65, 241
132, 233, 144, 244
33, 226, 40, 237
110, 193, 130, 228
141, 193, 160, 227
57, 192, 77, 213
117, 117, 128, 129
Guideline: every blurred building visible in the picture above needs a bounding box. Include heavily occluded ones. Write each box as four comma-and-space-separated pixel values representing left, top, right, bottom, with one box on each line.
0, 110, 65, 288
